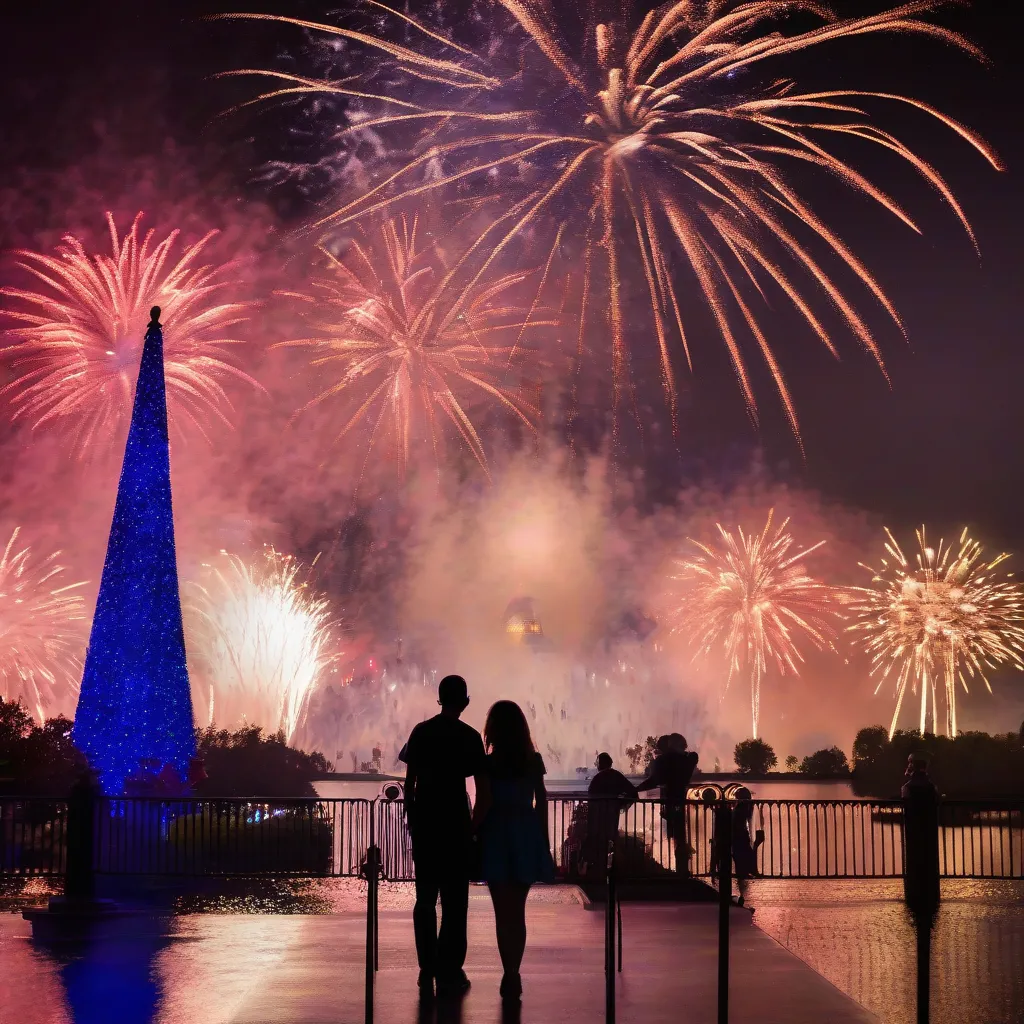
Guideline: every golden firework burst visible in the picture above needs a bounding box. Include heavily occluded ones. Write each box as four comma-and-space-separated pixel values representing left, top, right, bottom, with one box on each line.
278, 214, 549, 477
218, 1, 1000, 445
848, 528, 1024, 738
0, 527, 87, 722
672, 511, 838, 738
187, 547, 339, 741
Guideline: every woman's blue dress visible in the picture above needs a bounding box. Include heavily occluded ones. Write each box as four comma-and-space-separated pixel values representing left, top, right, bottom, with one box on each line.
479, 752, 556, 885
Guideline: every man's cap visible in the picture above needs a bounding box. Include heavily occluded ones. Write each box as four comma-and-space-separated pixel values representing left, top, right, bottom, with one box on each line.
597, 752, 613, 770
438, 674, 469, 707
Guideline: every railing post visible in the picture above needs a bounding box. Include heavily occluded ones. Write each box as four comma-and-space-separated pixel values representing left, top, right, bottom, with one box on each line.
716, 800, 732, 1024
64, 771, 98, 900
605, 840, 616, 1024
361, 802, 382, 1024
903, 790, 940, 1024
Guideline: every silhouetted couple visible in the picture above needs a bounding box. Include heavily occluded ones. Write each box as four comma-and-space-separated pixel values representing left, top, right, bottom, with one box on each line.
400, 675, 555, 1004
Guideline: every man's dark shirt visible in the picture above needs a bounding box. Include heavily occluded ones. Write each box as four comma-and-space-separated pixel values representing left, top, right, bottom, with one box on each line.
588, 768, 636, 804
400, 714, 486, 842
638, 750, 698, 808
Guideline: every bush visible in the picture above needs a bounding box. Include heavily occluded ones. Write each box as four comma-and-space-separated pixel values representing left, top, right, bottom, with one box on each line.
1, 699, 84, 794
851, 726, 1024, 799
734, 738, 778, 775
167, 805, 332, 874
853, 726, 889, 769
195, 725, 332, 797
800, 747, 850, 777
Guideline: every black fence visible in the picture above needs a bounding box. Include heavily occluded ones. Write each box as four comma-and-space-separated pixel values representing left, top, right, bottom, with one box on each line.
1, 794, 1021, 881
0, 798, 68, 875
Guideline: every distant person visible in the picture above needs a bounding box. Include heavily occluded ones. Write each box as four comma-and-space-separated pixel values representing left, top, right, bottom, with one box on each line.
636, 734, 699, 875
730, 787, 760, 897
588, 753, 636, 801
901, 756, 940, 920
400, 675, 486, 999
901, 755, 937, 799
473, 700, 555, 1004
585, 753, 637, 877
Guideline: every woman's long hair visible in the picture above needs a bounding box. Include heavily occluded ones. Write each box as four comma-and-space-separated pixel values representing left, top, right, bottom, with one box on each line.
484, 700, 535, 776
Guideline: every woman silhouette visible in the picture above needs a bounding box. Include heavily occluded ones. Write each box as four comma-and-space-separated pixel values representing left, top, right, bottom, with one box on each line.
473, 700, 555, 1003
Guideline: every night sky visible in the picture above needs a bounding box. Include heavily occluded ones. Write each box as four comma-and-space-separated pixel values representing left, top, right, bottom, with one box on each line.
2, 1, 1024, 743
2, 0, 1021, 539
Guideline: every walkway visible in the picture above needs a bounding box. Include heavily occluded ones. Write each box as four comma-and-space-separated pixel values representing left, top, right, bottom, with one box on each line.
2, 887, 877, 1023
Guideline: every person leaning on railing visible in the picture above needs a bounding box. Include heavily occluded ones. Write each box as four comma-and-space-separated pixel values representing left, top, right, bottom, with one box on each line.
636, 734, 699, 876
582, 753, 637, 878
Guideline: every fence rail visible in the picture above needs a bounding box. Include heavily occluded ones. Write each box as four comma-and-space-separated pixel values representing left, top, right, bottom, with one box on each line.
1, 794, 1021, 880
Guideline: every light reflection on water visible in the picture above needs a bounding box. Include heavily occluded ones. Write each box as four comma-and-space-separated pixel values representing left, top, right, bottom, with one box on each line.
746, 879, 1024, 1024
2, 878, 1021, 1023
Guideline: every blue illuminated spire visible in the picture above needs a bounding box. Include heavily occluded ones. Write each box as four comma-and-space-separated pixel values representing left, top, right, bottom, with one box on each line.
74, 306, 196, 794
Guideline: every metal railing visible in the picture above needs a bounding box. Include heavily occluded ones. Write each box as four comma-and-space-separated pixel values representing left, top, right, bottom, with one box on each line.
3, 794, 1021, 881
1, 796, 371, 878
7, 792, 1006, 1024
938, 801, 1024, 878
550, 796, 1023, 880
0, 798, 68, 875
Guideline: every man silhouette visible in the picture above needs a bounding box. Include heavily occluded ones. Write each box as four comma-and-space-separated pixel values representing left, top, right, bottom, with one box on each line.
584, 753, 637, 877
400, 675, 486, 998
637, 734, 699, 875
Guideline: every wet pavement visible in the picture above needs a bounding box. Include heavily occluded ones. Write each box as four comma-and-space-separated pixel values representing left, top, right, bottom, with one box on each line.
0, 885, 875, 1023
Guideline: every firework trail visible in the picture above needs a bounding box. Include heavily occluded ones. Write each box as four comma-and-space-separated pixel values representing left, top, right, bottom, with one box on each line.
188, 547, 339, 742
0, 528, 86, 722
278, 214, 548, 478
848, 528, 1024, 738
218, 1, 1000, 444
672, 511, 837, 738
0, 212, 255, 449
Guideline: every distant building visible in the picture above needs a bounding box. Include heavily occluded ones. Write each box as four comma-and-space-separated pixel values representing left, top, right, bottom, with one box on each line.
503, 596, 549, 649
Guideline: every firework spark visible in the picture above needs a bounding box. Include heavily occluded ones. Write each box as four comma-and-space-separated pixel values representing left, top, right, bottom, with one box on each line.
0, 528, 86, 722
672, 511, 836, 738
0, 212, 254, 448
278, 214, 547, 477
219, 2, 1000, 443
188, 547, 339, 742
848, 528, 1024, 738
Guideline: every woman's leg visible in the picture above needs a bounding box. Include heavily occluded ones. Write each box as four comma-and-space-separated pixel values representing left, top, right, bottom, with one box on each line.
488, 882, 512, 973
488, 882, 531, 977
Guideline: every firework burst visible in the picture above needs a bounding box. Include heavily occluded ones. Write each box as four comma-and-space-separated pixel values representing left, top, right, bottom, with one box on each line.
848, 528, 1024, 738
0, 212, 254, 449
188, 547, 339, 742
0, 528, 87, 722
672, 511, 837, 738
278, 214, 548, 478
219, 1, 999, 444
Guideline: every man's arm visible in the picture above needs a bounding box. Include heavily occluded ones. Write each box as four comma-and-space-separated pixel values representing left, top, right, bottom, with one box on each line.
635, 760, 661, 793
534, 775, 550, 848
471, 773, 492, 832
616, 771, 638, 804
399, 733, 416, 824
405, 763, 417, 813
469, 731, 490, 832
